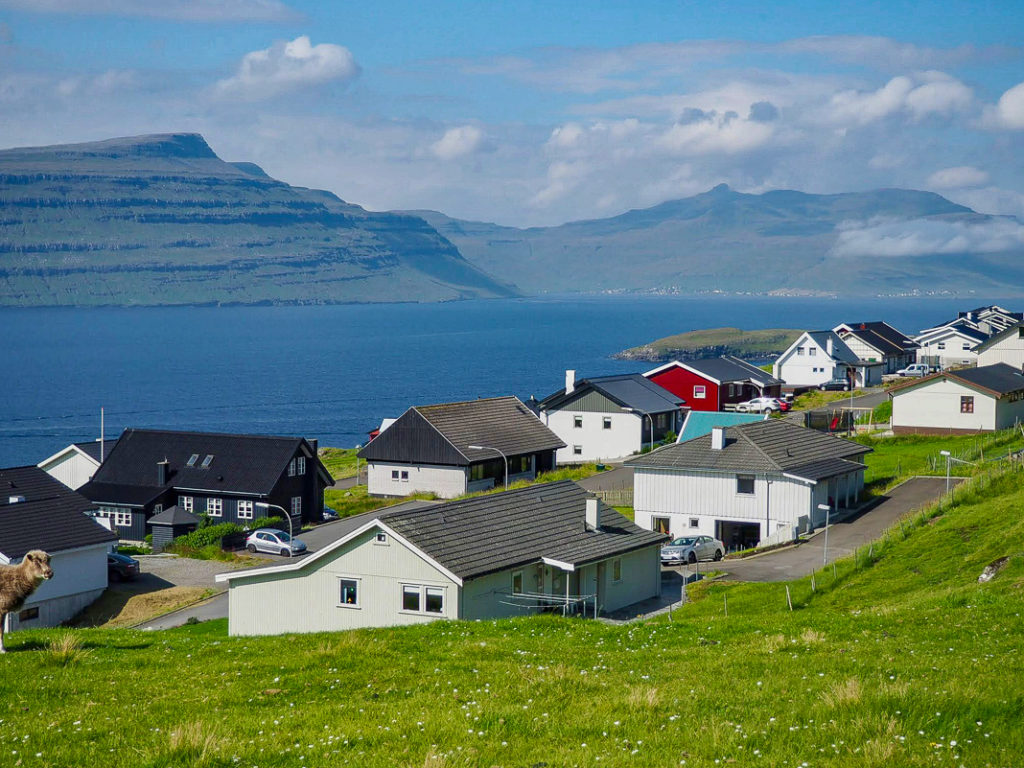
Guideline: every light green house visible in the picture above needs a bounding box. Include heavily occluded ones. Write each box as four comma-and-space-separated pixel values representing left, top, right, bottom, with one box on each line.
216, 481, 666, 636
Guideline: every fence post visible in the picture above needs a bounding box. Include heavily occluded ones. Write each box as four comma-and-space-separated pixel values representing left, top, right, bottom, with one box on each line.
786, 585, 793, 611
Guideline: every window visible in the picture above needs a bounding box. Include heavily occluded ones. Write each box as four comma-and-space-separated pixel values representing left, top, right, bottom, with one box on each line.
425, 588, 444, 614
612, 558, 622, 582
401, 584, 445, 614
207, 498, 222, 517
153, 504, 163, 514
18, 607, 38, 622
392, 470, 400, 480
693, 385, 706, 399
98, 507, 132, 527
201, 454, 213, 468
603, 416, 612, 430
375, 531, 388, 544
962, 342, 971, 351
291, 496, 301, 517
652, 516, 670, 535
736, 475, 755, 494
573, 415, 583, 428
960, 396, 974, 414
402, 585, 421, 612
400, 470, 409, 482
689, 517, 699, 529
573, 445, 583, 456
186, 454, 199, 467
937, 342, 946, 350
338, 579, 359, 606
179, 495, 193, 513
288, 458, 296, 476
512, 571, 523, 594
295, 456, 306, 475
796, 347, 805, 356
237, 500, 254, 520
728, 383, 736, 397
808, 347, 816, 356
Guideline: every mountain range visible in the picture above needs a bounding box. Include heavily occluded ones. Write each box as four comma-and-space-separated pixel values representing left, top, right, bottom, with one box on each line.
2, 132, 1023, 306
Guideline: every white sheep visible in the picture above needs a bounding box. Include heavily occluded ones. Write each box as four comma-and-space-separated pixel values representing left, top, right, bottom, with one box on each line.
0, 550, 53, 653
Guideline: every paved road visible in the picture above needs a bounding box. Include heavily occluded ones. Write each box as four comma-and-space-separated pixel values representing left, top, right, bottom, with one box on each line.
702, 476, 957, 582
577, 465, 633, 492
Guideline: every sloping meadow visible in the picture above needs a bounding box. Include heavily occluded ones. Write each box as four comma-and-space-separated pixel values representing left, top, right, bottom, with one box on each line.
2, 465, 1023, 767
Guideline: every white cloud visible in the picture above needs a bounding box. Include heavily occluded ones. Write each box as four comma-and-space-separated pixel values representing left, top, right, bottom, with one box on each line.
57, 69, 139, 98
831, 217, 1024, 258
827, 72, 972, 126
927, 166, 989, 189
214, 36, 358, 101
946, 187, 1024, 219
0, 0, 301, 22
657, 111, 775, 156
982, 80, 1024, 129
430, 125, 484, 160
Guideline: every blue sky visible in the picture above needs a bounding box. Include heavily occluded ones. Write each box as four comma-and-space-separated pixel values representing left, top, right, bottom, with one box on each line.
1, 0, 1023, 228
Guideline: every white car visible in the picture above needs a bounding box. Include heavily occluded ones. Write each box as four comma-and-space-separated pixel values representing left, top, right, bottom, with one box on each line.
736, 397, 784, 414
661, 535, 725, 565
245, 528, 307, 557
896, 363, 934, 377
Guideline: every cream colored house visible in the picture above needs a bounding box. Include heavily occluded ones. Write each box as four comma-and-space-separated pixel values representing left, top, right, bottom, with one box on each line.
890, 363, 1024, 435
975, 322, 1024, 369
216, 481, 666, 636
37, 440, 110, 490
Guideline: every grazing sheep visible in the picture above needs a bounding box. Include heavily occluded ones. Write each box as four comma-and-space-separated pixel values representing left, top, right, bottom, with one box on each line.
0, 550, 53, 653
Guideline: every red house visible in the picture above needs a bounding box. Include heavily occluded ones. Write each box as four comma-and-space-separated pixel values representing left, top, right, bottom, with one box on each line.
644, 356, 783, 412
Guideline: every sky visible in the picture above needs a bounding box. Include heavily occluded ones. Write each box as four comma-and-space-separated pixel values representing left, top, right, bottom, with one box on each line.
1, 0, 1023, 227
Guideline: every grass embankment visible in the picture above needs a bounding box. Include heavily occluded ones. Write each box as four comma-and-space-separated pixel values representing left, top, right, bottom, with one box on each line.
617, 326, 801, 361
791, 388, 865, 411
4, 464, 1023, 766
318, 447, 360, 479
69, 587, 215, 629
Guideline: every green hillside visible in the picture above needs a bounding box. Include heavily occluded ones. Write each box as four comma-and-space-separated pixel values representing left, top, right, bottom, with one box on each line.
3, 464, 1023, 766
616, 326, 803, 361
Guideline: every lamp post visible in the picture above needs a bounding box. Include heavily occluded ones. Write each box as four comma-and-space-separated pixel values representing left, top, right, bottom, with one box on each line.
467, 444, 508, 490
818, 503, 832, 565
255, 501, 293, 542
625, 407, 654, 452
939, 449, 975, 495
354, 444, 363, 485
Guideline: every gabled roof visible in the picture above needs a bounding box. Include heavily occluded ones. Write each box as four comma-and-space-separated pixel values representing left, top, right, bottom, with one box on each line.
37, 439, 115, 472
539, 373, 684, 414
677, 411, 768, 442
914, 321, 989, 345
624, 419, 870, 476
889, 363, 1024, 398
219, 481, 666, 585
0, 466, 117, 560
80, 428, 332, 507
799, 331, 860, 364
646, 356, 782, 387
358, 396, 565, 466
148, 505, 201, 526
834, 321, 918, 356
972, 321, 1024, 354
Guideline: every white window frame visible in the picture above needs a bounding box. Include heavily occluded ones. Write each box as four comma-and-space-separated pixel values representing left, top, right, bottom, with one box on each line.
572, 445, 583, 456
179, 495, 193, 513
391, 470, 400, 480
207, 497, 222, 517
736, 474, 756, 495
400, 470, 409, 482
689, 517, 700, 529
296, 456, 306, 475
611, 558, 622, 583
287, 458, 296, 477
153, 503, 163, 514
291, 496, 301, 517
237, 499, 254, 520
573, 415, 583, 428
511, 570, 524, 595
337, 577, 360, 608
602, 416, 612, 430
693, 385, 706, 399
651, 516, 670, 535
809, 347, 817, 356
375, 531, 388, 545
399, 583, 445, 615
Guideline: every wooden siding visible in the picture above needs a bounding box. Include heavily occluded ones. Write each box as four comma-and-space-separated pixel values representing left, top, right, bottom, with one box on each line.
38, 451, 97, 490
649, 367, 721, 411
544, 409, 643, 463
359, 409, 465, 466
366, 462, 467, 498
557, 388, 622, 413
892, 379, 1000, 432
978, 328, 1024, 369
9, 544, 109, 630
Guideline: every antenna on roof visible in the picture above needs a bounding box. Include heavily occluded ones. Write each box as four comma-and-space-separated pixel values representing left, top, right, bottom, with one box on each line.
100, 406, 105, 463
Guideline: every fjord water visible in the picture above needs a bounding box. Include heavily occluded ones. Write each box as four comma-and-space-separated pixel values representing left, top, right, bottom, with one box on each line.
0, 296, 1002, 467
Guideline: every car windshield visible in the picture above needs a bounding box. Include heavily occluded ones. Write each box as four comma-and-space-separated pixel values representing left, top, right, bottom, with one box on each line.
275, 532, 292, 541
668, 537, 697, 546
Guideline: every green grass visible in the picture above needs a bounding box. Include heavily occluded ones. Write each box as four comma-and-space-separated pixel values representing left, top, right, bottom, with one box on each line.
791, 387, 865, 411
619, 326, 801, 360
4, 462, 1024, 766
318, 447, 360, 479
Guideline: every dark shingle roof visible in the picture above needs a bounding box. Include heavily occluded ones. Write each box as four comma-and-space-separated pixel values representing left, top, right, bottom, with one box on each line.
674, 356, 783, 386
839, 321, 918, 355
889, 363, 1024, 398
359, 396, 565, 465
74, 440, 115, 463
540, 373, 684, 413
624, 419, 870, 473
380, 480, 666, 579
148, 505, 201, 526
0, 466, 117, 559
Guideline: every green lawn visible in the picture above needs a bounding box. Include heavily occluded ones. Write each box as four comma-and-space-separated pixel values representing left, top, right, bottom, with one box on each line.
4, 461, 1024, 766
318, 447, 361, 479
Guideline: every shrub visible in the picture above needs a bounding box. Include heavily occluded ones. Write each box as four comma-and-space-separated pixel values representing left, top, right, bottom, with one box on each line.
144, 534, 153, 545
169, 522, 246, 551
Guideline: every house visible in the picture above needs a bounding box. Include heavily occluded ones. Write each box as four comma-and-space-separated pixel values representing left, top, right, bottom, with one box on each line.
625, 420, 870, 549
889, 363, 1024, 435
913, 320, 989, 370
676, 411, 767, 443
953, 305, 1022, 336
216, 480, 667, 636
644, 356, 783, 411
833, 321, 918, 375
37, 439, 114, 490
0, 466, 117, 633
357, 396, 565, 499
773, 331, 882, 389
536, 371, 685, 463
974, 321, 1024, 369
79, 428, 333, 543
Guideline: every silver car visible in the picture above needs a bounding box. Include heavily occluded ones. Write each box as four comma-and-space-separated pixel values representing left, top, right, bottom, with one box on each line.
661, 535, 725, 565
245, 528, 307, 557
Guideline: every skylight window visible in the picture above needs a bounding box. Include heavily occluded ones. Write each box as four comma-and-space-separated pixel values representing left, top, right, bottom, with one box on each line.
201, 454, 214, 468
186, 454, 199, 467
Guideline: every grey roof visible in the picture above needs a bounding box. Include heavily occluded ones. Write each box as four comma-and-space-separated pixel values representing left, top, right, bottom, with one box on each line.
540, 373, 684, 414
676, 356, 783, 386
837, 321, 918, 355
892, 363, 1024, 398
74, 440, 115, 463
358, 396, 565, 465
785, 457, 869, 482
914, 321, 989, 344
0, 466, 117, 560
624, 419, 870, 474
973, 321, 1024, 354
148, 505, 201, 526
379, 480, 666, 579
803, 331, 860, 364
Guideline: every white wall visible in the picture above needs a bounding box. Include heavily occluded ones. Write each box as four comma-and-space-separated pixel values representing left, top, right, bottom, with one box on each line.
7, 544, 109, 631
37, 451, 98, 490
978, 330, 1024, 368
774, 336, 844, 387
601, 547, 662, 614
916, 331, 979, 369
543, 410, 643, 463
366, 462, 467, 499
892, 379, 998, 431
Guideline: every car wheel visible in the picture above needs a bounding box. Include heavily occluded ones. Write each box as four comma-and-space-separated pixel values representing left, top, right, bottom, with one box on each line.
687, 552, 697, 564
109, 570, 121, 583
762, 407, 773, 414
714, 550, 723, 561
282, 547, 291, 557
246, 543, 257, 553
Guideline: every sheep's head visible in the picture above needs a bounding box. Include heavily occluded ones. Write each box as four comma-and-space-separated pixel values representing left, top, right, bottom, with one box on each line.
23, 551, 53, 581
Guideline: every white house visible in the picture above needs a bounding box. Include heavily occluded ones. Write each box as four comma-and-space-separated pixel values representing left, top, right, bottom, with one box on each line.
625, 420, 870, 550
773, 331, 882, 389
975, 322, 1024, 369
833, 321, 918, 375
913, 320, 989, 370
216, 481, 667, 636
0, 466, 117, 635
358, 396, 565, 499
889, 363, 1024, 435
536, 371, 685, 463
37, 440, 111, 490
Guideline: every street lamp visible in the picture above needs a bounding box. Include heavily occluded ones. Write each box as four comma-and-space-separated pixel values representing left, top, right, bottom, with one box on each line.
354, 443, 363, 485
255, 501, 293, 542
467, 444, 508, 490
818, 503, 832, 565
624, 407, 654, 452
939, 449, 976, 494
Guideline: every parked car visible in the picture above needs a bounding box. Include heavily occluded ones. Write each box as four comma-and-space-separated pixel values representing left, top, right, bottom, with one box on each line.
660, 535, 725, 564
896, 363, 934, 377
322, 507, 339, 522
245, 528, 308, 557
107, 552, 140, 581
819, 378, 851, 391
736, 397, 785, 413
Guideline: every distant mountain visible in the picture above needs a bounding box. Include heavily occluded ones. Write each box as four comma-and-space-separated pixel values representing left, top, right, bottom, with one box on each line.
410, 185, 1024, 297
0, 134, 515, 306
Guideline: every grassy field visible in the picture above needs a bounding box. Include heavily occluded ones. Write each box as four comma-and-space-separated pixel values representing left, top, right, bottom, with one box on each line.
617, 326, 801, 361
318, 447, 360, 480
3, 460, 1023, 766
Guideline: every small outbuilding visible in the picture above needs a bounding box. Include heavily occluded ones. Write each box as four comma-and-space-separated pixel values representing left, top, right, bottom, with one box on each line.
148, 505, 201, 552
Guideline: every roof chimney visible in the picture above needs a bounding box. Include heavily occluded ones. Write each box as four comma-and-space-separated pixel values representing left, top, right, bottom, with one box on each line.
711, 427, 726, 450
826, 336, 834, 356
585, 497, 600, 531
860, 322, 866, 330
157, 459, 169, 486
565, 369, 576, 396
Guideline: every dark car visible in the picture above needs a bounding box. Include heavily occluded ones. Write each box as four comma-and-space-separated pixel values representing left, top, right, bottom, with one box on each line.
819, 378, 851, 391
107, 552, 140, 582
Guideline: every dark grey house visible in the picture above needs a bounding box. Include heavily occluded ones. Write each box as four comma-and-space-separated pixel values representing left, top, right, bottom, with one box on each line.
80, 428, 334, 543
358, 396, 565, 498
